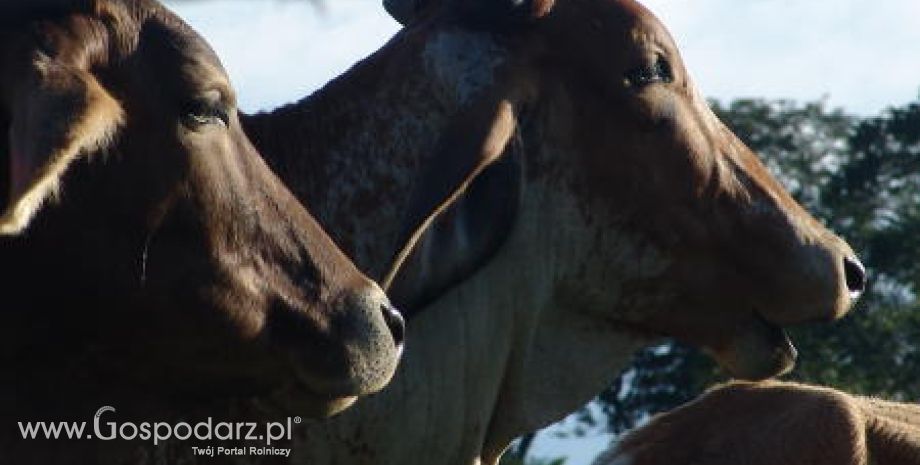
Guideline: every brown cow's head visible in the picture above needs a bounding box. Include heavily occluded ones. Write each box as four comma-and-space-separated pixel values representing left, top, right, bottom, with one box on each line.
0, 0, 404, 417
385, 0, 864, 381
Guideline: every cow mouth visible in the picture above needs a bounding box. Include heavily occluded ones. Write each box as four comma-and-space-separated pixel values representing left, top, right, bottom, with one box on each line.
710, 312, 798, 381
276, 369, 361, 418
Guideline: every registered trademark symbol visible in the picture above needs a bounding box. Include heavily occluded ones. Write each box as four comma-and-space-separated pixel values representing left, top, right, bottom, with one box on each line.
293, 416, 302, 424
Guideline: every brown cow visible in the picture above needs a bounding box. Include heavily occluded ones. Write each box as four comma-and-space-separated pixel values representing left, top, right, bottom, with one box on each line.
597, 381, 920, 465
1, 0, 405, 462
240, 0, 865, 463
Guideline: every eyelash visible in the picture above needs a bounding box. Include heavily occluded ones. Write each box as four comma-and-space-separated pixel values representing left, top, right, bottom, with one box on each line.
182, 101, 229, 128
625, 56, 674, 87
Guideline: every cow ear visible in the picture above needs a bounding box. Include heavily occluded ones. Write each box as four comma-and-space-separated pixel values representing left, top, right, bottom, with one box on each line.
381, 95, 521, 315
383, 0, 427, 25
1, 58, 122, 235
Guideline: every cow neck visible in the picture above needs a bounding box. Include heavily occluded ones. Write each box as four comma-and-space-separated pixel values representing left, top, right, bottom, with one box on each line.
257, 176, 653, 465
474, 179, 654, 462
280, 185, 545, 465
241, 41, 449, 281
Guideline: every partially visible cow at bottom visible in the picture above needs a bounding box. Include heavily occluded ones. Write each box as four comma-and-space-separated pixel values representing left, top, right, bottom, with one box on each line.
0, 1, 405, 463
596, 381, 920, 465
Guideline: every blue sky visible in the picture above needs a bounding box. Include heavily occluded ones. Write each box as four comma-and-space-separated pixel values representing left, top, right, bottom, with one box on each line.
163, 1, 920, 463
166, 0, 920, 116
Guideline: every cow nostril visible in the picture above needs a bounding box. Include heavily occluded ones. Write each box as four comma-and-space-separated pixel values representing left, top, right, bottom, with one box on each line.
843, 256, 867, 299
381, 303, 406, 348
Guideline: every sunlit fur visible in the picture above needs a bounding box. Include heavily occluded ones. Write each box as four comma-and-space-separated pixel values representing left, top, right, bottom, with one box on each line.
1, 61, 123, 234
597, 381, 920, 465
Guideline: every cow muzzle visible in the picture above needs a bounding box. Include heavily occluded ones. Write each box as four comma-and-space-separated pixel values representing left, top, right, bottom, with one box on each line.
310, 283, 405, 396
266, 280, 406, 416
713, 251, 865, 381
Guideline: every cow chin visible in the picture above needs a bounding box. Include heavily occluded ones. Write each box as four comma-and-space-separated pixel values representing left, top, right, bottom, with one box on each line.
313, 396, 358, 417
284, 389, 359, 418
264, 375, 362, 418
708, 314, 798, 381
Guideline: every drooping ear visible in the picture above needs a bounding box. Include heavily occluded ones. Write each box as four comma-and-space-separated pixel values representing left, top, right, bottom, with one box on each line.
382, 93, 521, 315
1, 58, 123, 235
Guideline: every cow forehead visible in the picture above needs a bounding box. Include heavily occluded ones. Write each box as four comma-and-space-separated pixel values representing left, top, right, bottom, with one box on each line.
135, 19, 233, 101
14, 0, 231, 84
117, 2, 232, 85
565, 1, 677, 56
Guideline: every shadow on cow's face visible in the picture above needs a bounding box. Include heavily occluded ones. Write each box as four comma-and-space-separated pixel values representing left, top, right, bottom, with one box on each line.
0, 0, 404, 416
385, 0, 864, 381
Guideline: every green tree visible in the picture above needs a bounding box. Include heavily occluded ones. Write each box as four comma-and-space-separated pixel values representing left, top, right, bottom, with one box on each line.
803, 101, 920, 395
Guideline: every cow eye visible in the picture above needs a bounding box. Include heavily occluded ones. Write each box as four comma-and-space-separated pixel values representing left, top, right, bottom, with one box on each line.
182, 99, 230, 129
624, 56, 674, 88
